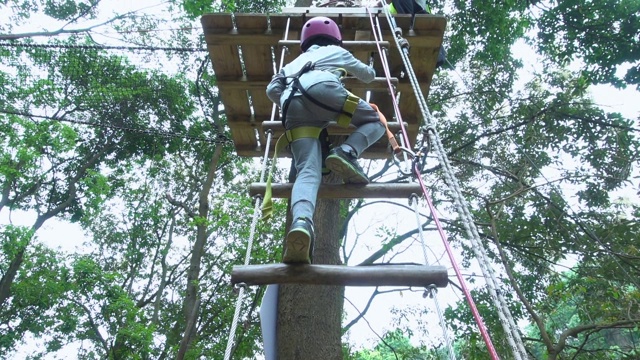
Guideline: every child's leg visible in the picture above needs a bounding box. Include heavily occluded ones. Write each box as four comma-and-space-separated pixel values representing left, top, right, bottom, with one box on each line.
341, 100, 385, 156
284, 137, 321, 264
289, 137, 322, 222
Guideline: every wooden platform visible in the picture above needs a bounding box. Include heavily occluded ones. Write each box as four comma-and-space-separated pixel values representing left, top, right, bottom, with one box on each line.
201, 8, 446, 159
232, 264, 449, 287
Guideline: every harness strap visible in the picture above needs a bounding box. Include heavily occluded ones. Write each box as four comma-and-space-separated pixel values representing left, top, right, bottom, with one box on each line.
337, 91, 360, 128
262, 126, 323, 220
295, 80, 355, 122
280, 62, 358, 129
281, 62, 315, 127
370, 102, 400, 153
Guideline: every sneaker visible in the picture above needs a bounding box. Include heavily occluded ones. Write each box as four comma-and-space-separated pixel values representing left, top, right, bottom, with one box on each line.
325, 147, 369, 184
283, 218, 314, 264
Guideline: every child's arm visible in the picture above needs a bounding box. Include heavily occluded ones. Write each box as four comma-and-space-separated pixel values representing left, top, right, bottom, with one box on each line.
338, 48, 376, 83
266, 70, 286, 104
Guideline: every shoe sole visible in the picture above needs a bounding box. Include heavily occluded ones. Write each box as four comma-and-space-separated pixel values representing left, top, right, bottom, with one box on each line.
283, 229, 311, 264
325, 155, 369, 184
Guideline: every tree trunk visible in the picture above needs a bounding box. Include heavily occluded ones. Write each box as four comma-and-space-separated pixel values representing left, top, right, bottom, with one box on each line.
277, 176, 345, 360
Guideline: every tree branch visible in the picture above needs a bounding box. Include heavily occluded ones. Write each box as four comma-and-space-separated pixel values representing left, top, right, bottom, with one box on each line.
68, 297, 110, 354
0, 9, 136, 40
165, 193, 197, 218
556, 319, 640, 356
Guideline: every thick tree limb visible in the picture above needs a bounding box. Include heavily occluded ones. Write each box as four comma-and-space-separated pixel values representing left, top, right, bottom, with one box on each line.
178, 144, 223, 357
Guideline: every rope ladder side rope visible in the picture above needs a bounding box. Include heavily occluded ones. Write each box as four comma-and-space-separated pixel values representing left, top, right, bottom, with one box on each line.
223, 129, 274, 360
410, 194, 457, 360
223, 15, 292, 360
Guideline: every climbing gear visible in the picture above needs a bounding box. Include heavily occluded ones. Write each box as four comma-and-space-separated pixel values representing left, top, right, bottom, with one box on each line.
283, 217, 315, 264
388, 2, 398, 14
262, 132, 310, 221
262, 60, 371, 219
280, 61, 361, 130
369, 103, 400, 153
300, 16, 343, 51
389, 0, 429, 14
325, 147, 369, 184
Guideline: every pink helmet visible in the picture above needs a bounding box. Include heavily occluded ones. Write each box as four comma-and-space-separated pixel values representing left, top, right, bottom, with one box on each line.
300, 17, 342, 51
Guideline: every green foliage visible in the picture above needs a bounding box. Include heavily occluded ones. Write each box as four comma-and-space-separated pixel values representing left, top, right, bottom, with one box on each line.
537, 0, 640, 88
43, 0, 100, 20
348, 329, 434, 360
527, 272, 640, 359
0, 0, 100, 32
0, 236, 73, 354
177, 0, 286, 19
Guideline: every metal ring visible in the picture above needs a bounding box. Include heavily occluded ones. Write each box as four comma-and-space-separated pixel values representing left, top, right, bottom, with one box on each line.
233, 282, 248, 294
424, 284, 438, 299
392, 147, 416, 176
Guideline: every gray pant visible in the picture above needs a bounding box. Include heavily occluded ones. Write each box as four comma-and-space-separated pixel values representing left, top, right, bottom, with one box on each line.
285, 80, 385, 223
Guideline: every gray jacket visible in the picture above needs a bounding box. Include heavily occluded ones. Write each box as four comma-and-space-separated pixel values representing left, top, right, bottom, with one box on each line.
266, 44, 375, 107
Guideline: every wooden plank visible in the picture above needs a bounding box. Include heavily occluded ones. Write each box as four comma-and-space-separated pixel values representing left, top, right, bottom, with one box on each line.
249, 183, 423, 199
397, 83, 431, 133
268, 14, 295, 128
228, 121, 258, 151
202, 15, 242, 77
280, 7, 385, 15
208, 14, 273, 117
204, 33, 284, 45
340, 15, 377, 38
234, 14, 272, 77
350, 29, 373, 99
212, 25, 442, 48
231, 264, 449, 287
201, 13, 234, 34
405, 46, 438, 84
202, 14, 251, 118
253, 120, 418, 159
269, 13, 304, 33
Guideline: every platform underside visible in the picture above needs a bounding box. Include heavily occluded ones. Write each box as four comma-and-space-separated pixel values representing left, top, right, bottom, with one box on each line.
201, 8, 446, 159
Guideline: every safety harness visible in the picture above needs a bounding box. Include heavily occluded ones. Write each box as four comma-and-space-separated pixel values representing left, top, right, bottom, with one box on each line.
281, 61, 361, 131
262, 61, 399, 220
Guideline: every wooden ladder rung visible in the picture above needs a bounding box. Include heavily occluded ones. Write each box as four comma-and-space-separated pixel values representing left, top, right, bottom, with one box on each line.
278, 39, 390, 51
231, 264, 448, 287
249, 183, 422, 199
